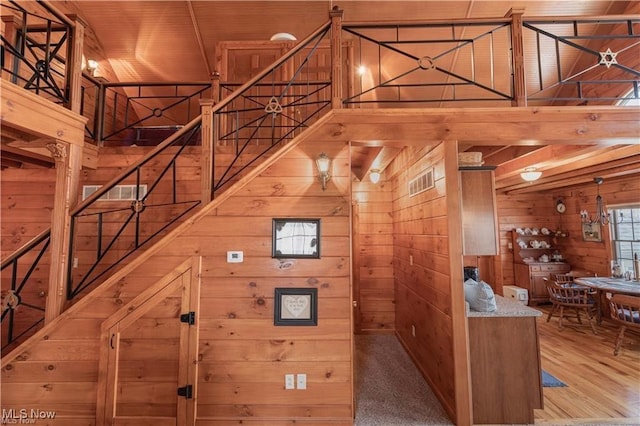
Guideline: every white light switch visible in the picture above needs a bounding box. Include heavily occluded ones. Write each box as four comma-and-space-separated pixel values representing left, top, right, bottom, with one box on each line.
227, 251, 244, 263
285, 374, 295, 390
296, 374, 307, 390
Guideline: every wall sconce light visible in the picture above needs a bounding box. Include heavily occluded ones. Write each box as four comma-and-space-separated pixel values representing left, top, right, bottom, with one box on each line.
316, 152, 331, 191
580, 177, 610, 225
86, 59, 99, 77
520, 167, 542, 182
369, 169, 381, 184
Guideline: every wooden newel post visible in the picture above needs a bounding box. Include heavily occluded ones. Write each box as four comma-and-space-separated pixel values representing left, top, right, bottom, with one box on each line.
46, 141, 82, 323
330, 6, 344, 110
200, 99, 215, 204
1, 15, 23, 82
66, 14, 87, 113
507, 8, 527, 107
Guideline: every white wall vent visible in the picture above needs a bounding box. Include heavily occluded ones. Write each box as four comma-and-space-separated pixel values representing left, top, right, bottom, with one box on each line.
83, 184, 148, 201
408, 168, 434, 197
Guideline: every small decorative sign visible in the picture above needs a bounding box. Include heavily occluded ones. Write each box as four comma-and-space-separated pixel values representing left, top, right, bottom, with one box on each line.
582, 222, 602, 242
274, 288, 317, 326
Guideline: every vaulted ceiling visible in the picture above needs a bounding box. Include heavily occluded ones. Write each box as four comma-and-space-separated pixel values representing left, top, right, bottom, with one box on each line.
6, 1, 640, 193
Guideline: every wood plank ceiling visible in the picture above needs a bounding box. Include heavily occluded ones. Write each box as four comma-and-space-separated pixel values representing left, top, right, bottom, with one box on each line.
19, 1, 640, 192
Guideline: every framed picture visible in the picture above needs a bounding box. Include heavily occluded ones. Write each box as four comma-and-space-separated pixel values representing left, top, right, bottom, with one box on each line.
274, 288, 318, 326
582, 222, 602, 242
272, 218, 320, 258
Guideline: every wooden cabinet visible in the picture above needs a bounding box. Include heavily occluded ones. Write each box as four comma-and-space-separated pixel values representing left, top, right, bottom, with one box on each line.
460, 168, 498, 256
468, 308, 543, 424
512, 230, 570, 304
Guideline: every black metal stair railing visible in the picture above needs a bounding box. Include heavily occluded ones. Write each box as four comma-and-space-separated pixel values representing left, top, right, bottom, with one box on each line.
0, 0, 73, 106
1, 230, 51, 351
212, 21, 333, 195
68, 19, 334, 297
67, 122, 203, 299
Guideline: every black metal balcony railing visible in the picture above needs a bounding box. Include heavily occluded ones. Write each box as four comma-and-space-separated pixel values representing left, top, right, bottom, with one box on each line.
342, 20, 515, 105
523, 17, 640, 104
1, 231, 50, 351
1, 0, 72, 106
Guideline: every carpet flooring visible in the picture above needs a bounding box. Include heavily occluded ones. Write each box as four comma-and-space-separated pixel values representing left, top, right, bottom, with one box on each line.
354, 334, 453, 425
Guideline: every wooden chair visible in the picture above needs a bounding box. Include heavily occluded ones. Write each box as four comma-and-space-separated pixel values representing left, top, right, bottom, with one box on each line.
545, 280, 598, 334
554, 274, 575, 286
608, 294, 640, 355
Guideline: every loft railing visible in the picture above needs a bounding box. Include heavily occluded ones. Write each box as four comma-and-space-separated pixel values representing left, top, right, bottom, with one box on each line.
1, 230, 50, 351
97, 81, 212, 145
1, 0, 73, 106
342, 19, 515, 105
522, 16, 640, 104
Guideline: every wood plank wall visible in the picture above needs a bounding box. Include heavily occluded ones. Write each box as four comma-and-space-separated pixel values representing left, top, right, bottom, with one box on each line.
1, 165, 56, 255
387, 143, 458, 420
352, 178, 394, 332
496, 174, 640, 288
1, 140, 354, 425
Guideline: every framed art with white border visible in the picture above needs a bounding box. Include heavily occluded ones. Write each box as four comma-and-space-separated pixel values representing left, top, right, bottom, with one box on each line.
274, 288, 318, 326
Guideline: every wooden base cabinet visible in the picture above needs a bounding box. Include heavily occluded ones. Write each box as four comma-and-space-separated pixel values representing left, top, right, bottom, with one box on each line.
469, 315, 543, 424
515, 262, 570, 305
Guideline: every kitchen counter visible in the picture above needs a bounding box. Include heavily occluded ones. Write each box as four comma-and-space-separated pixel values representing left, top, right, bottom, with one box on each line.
468, 295, 543, 424
466, 295, 542, 318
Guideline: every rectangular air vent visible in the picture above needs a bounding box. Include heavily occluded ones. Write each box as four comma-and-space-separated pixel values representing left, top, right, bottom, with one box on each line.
82, 184, 148, 201
408, 168, 434, 197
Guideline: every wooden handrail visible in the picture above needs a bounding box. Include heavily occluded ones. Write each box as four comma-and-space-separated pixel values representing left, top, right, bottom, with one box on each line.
0, 229, 50, 269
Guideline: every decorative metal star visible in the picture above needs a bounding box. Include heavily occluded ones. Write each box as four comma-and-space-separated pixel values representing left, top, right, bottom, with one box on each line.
599, 48, 618, 68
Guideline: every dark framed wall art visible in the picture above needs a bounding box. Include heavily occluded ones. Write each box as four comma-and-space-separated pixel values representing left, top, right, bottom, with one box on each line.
272, 218, 320, 258
274, 288, 318, 326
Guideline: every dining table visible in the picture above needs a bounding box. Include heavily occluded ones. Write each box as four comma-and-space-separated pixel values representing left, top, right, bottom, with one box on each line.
574, 276, 640, 324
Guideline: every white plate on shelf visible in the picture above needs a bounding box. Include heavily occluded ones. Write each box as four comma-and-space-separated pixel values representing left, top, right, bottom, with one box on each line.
541, 227, 550, 235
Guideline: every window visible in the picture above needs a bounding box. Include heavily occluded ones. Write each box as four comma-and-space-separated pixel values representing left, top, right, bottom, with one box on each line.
611, 206, 640, 267
83, 184, 148, 201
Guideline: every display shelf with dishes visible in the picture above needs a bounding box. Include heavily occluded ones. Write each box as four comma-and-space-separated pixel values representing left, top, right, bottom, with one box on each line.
511, 229, 570, 305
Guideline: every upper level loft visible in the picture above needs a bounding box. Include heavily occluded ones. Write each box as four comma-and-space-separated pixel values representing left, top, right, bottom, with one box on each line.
2, 0, 639, 191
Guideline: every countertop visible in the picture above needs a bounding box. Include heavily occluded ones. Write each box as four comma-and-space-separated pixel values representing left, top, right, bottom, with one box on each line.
466, 295, 542, 318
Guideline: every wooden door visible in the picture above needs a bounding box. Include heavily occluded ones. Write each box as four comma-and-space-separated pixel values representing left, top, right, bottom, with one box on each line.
98, 259, 199, 426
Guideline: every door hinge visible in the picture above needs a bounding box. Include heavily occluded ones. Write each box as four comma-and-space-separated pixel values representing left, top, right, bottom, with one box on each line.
177, 384, 193, 399
180, 311, 196, 325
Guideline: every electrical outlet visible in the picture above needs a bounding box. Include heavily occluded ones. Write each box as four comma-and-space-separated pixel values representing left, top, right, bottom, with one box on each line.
409, 255, 413, 266
411, 324, 416, 337
296, 374, 307, 390
73, 257, 79, 268
285, 374, 295, 390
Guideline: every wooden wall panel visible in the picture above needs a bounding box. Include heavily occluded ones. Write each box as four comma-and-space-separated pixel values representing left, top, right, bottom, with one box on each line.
1, 141, 353, 425
1, 166, 56, 255
389, 144, 457, 420
352, 178, 394, 332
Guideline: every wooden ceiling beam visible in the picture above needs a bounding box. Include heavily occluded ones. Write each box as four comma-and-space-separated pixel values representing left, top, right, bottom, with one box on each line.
324, 107, 640, 145
502, 158, 640, 194
496, 144, 640, 185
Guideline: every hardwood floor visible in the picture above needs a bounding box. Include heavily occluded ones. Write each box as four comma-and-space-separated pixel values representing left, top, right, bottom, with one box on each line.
534, 305, 640, 425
